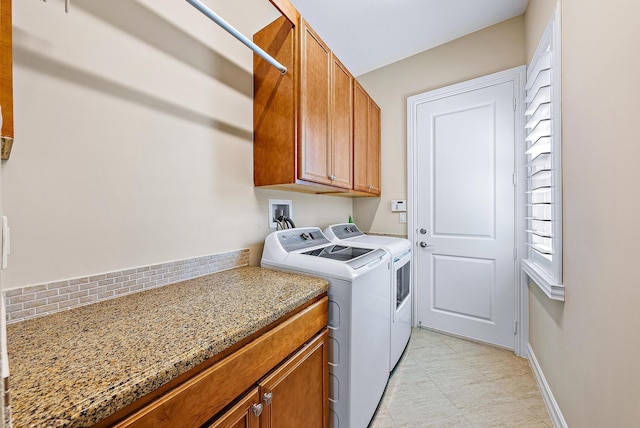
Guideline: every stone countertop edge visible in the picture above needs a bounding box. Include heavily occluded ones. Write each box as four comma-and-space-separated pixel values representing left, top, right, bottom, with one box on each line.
6, 266, 329, 428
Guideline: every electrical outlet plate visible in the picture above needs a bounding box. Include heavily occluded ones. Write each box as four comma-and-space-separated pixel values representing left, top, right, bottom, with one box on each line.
269, 199, 293, 229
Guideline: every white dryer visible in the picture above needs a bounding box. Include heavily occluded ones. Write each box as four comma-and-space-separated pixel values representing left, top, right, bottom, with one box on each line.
261, 227, 390, 428
324, 223, 412, 371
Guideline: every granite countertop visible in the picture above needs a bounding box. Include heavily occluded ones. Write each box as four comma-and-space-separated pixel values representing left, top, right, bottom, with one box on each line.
6, 266, 328, 428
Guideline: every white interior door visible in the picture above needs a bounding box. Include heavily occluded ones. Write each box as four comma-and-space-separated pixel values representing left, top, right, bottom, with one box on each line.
409, 74, 517, 349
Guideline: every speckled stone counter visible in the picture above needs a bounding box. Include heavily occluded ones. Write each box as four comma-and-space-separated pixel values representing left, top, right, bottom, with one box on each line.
7, 266, 328, 428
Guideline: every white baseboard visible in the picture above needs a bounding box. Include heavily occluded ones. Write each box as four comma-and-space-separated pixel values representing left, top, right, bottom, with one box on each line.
527, 343, 568, 428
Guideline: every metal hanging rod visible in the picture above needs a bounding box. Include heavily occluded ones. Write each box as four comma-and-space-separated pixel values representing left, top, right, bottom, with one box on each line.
185, 0, 287, 75
40, 0, 70, 14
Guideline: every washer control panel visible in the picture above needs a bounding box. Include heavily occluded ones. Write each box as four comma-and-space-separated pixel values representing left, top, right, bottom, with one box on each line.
277, 228, 331, 252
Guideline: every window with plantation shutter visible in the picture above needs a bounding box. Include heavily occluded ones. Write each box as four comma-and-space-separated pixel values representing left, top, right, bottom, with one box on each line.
521, 5, 564, 301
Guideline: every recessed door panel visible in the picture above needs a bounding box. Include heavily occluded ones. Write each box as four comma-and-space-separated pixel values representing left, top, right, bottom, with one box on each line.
432, 255, 495, 321
433, 104, 495, 238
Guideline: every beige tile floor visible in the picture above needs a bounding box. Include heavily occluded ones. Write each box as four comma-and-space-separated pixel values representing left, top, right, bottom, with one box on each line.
370, 328, 553, 428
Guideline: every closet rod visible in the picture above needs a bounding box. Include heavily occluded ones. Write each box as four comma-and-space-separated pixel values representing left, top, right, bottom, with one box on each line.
185, 0, 287, 75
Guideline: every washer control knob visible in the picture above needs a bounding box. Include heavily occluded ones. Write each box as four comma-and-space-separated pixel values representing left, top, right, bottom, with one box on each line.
300, 233, 310, 240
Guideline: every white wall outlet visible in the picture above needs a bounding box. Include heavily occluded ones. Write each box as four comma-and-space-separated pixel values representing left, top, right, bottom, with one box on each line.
269, 199, 293, 229
391, 200, 407, 212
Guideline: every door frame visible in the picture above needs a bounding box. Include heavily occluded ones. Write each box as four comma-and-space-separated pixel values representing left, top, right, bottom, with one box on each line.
407, 66, 528, 356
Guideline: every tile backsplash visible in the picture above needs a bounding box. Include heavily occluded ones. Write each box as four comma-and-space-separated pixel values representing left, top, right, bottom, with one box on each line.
4, 249, 249, 324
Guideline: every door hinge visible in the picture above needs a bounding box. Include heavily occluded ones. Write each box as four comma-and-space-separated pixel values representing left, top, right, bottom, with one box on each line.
513, 247, 517, 260
512, 173, 517, 186
513, 97, 517, 111
513, 320, 518, 334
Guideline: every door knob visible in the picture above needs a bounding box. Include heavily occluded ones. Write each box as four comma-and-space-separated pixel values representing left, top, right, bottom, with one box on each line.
419, 241, 433, 248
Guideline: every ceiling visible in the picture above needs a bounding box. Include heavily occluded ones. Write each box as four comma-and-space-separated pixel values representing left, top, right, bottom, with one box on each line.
289, 0, 529, 76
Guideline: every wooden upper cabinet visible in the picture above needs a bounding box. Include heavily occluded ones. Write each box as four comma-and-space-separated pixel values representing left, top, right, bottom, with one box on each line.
330, 55, 353, 190
253, 17, 354, 193
1, 0, 14, 159
353, 81, 381, 195
299, 20, 332, 187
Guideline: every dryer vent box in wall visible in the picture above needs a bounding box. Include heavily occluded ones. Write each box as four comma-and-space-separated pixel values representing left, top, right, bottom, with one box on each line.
269, 199, 293, 229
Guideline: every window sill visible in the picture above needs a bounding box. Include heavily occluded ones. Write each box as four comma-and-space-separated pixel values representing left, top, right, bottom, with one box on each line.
522, 259, 564, 301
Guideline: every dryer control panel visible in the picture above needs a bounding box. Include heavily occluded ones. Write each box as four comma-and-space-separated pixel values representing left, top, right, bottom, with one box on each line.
331, 223, 364, 239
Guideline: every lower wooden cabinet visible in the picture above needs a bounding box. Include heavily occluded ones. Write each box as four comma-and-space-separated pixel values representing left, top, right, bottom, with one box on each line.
106, 297, 328, 428
258, 331, 328, 427
210, 331, 328, 428
207, 388, 261, 428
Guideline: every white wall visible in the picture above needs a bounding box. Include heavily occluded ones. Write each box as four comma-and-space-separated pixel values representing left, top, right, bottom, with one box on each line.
526, 0, 640, 425
353, 16, 525, 235
2, 0, 353, 289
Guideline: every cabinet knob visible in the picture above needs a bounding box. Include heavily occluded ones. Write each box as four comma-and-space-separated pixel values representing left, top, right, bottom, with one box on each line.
329, 175, 337, 181
251, 403, 263, 417
263, 392, 273, 405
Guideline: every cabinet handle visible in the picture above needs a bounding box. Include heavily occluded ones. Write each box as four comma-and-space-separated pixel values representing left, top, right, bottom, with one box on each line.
251, 403, 263, 417
263, 392, 273, 405
329, 175, 336, 181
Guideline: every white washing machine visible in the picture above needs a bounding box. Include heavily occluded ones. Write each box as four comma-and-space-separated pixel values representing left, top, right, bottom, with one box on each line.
261, 227, 390, 428
324, 223, 412, 371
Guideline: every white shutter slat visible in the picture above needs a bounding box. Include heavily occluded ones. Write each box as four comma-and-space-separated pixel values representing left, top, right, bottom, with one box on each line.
525, 52, 552, 90
525, 120, 551, 144
525, 87, 551, 115
528, 152, 551, 166
526, 229, 553, 238
525, 136, 551, 158
526, 242, 553, 255
528, 168, 551, 179
525, 69, 551, 102
525, 103, 551, 129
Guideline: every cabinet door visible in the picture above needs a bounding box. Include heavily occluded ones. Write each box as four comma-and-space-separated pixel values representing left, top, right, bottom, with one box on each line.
367, 99, 381, 195
353, 82, 370, 193
259, 330, 328, 428
1, 0, 13, 159
207, 388, 261, 428
330, 55, 353, 189
299, 19, 332, 186
353, 83, 381, 195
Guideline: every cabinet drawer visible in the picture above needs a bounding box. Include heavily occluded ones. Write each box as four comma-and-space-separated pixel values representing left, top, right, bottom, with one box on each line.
115, 297, 328, 428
